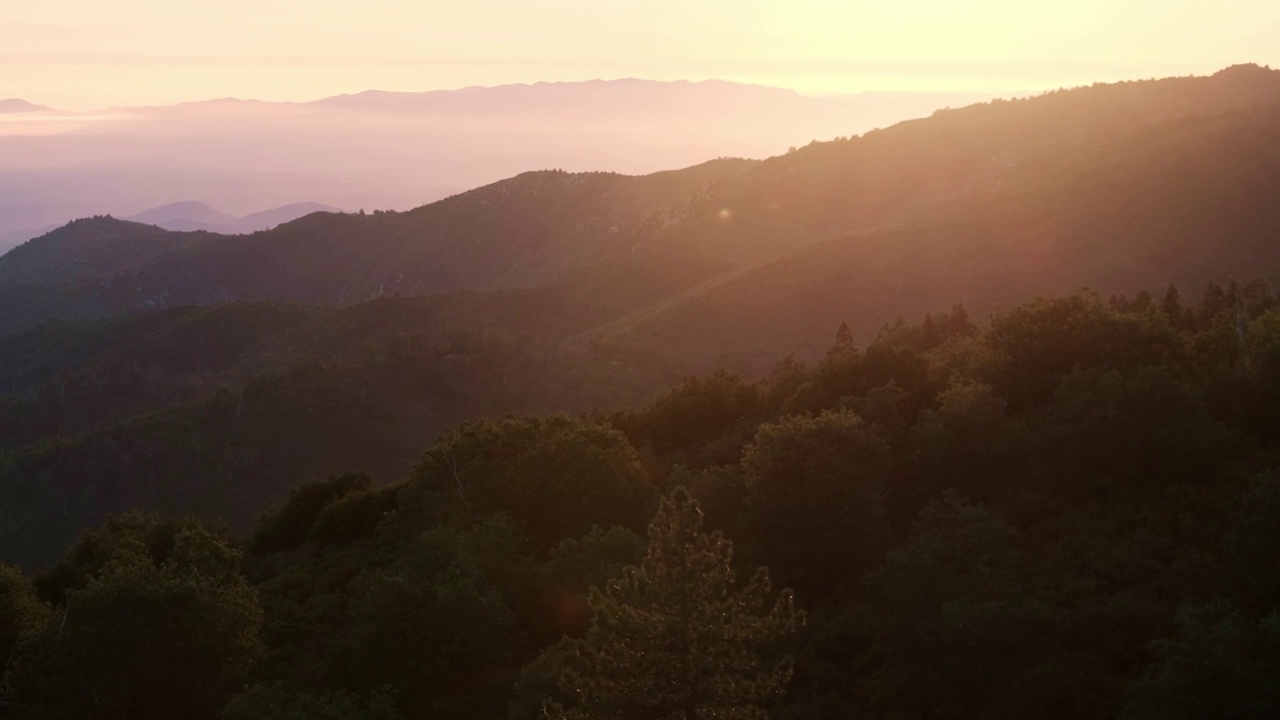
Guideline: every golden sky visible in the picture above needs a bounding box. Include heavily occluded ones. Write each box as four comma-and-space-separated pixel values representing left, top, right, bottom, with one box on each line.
4, 0, 1277, 110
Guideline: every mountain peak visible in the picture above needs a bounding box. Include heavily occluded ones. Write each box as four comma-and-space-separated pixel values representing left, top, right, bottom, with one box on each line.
127, 202, 235, 227
0, 98, 51, 114
1213, 63, 1275, 77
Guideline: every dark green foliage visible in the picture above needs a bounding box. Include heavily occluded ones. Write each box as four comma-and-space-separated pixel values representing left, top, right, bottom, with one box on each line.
307, 483, 401, 549
612, 370, 764, 469
850, 495, 1055, 717
984, 293, 1179, 410
409, 416, 653, 550
221, 684, 402, 720
7, 528, 263, 720
1245, 308, 1280, 433
742, 410, 891, 595
540, 527, 645, 593
346, 525, 519, 718
1224, 472, 1280, 612
536, 527, 645, 639
4, 282, 1280, 719
1039, 367, 1238, 495
542, 488, 804, 720
32, 512, 232, 605
0, 302, 664, 569
899, 380, 1029, 512
245, 515, 527, 720
1123, 604, 1280, 719
253, 474, 374, 554
0, 563, 49, 669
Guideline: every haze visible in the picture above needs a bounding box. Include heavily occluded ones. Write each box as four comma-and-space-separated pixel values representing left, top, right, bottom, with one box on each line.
8, 0, 1280, 714
0, 80, 1008, 249
6, 0, 1278, 110
3, 0, 1278, 249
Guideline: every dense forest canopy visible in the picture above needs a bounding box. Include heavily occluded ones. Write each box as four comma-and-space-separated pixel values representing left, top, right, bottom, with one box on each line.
5, 66, 1280, 718
3, 280, 1280, 718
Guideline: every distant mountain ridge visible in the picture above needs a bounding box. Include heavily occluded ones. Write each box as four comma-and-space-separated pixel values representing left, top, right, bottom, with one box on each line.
0, 159, 756, 319
0, 78, 1016, 245
0, 99, 50, 113
4, 65, 1280, 346
307, 78, 995, 120
7, 65, 1280, 566
127, 201, 236, 228
124, 201, 342, 235
0, 201, 342, 256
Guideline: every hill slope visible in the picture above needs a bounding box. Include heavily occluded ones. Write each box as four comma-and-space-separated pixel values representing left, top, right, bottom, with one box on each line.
6, 66, 1280, 568
0, 218, 212, 287
127, 201, 236, 228
594, 101, 1280, 371
122, 201, 344, 235
7, 66, 1280, 341
0, 159, 757, 335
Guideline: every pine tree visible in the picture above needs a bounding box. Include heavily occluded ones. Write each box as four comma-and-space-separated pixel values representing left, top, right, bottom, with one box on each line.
545, 488, 803, 720
1160, 284, 1182, 322
829, 321, 856, 357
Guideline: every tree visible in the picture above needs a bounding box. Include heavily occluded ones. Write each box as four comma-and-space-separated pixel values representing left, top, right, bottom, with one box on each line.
851, 494, 1065, 718
346, 522, 518, 719
1245, 309, 1280, 435
252, 473, 374, 554
1224, 472, 1280, 612
829, 322, 856, 357
33, 511, 235, 606
407, 416, 652, 550
741, 411, 891, 595
543, 488, 803, 720
222, 684, 402, 720
616, 370, 763, 464
984, 293, 1178, 409
536, 526, 646, 639
0, 562, 49, 672
1123, 604, 1280, 720
1040, 367, 1237, 495
902, 380, 1029, 510
7, 528, 264, 720
1160, 284, 1183, 322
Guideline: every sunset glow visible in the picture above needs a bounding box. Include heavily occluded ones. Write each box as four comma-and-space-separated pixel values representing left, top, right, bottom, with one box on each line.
5, 0, 1278, 109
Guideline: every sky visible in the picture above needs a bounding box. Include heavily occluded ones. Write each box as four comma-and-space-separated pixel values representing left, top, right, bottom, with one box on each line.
3, 0, 1279, 110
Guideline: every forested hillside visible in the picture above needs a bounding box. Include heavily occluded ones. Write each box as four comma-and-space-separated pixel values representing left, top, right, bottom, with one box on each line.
5, 65, 1280, 718
4, 283, 1280, 719
0, 159, 758, 335
602, 99, 1280, 372
6, 66, 1280, 340
4, 64, 1280, 565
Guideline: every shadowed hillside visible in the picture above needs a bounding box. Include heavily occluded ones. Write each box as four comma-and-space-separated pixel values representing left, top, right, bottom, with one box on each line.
6, 66, 1280, 342
6, 66, 1280, 566
6, 66, 1280, 719
0, 159, 757, 335
0, 218, 208, 287
595, 99, 1280, 372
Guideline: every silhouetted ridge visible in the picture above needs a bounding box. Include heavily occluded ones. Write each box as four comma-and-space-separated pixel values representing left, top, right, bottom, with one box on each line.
5, 66, 1280, 343
0, 98, 50, 113
0, 217, 204, 287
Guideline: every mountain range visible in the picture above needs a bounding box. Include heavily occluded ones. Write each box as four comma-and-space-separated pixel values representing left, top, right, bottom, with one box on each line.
0, 99, 51, 113
124, 201, 342, 234
4, 63, 1280, 565
0, 79, 1005, 242
4, 65, 1280, 343
0, 201, 342, 255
